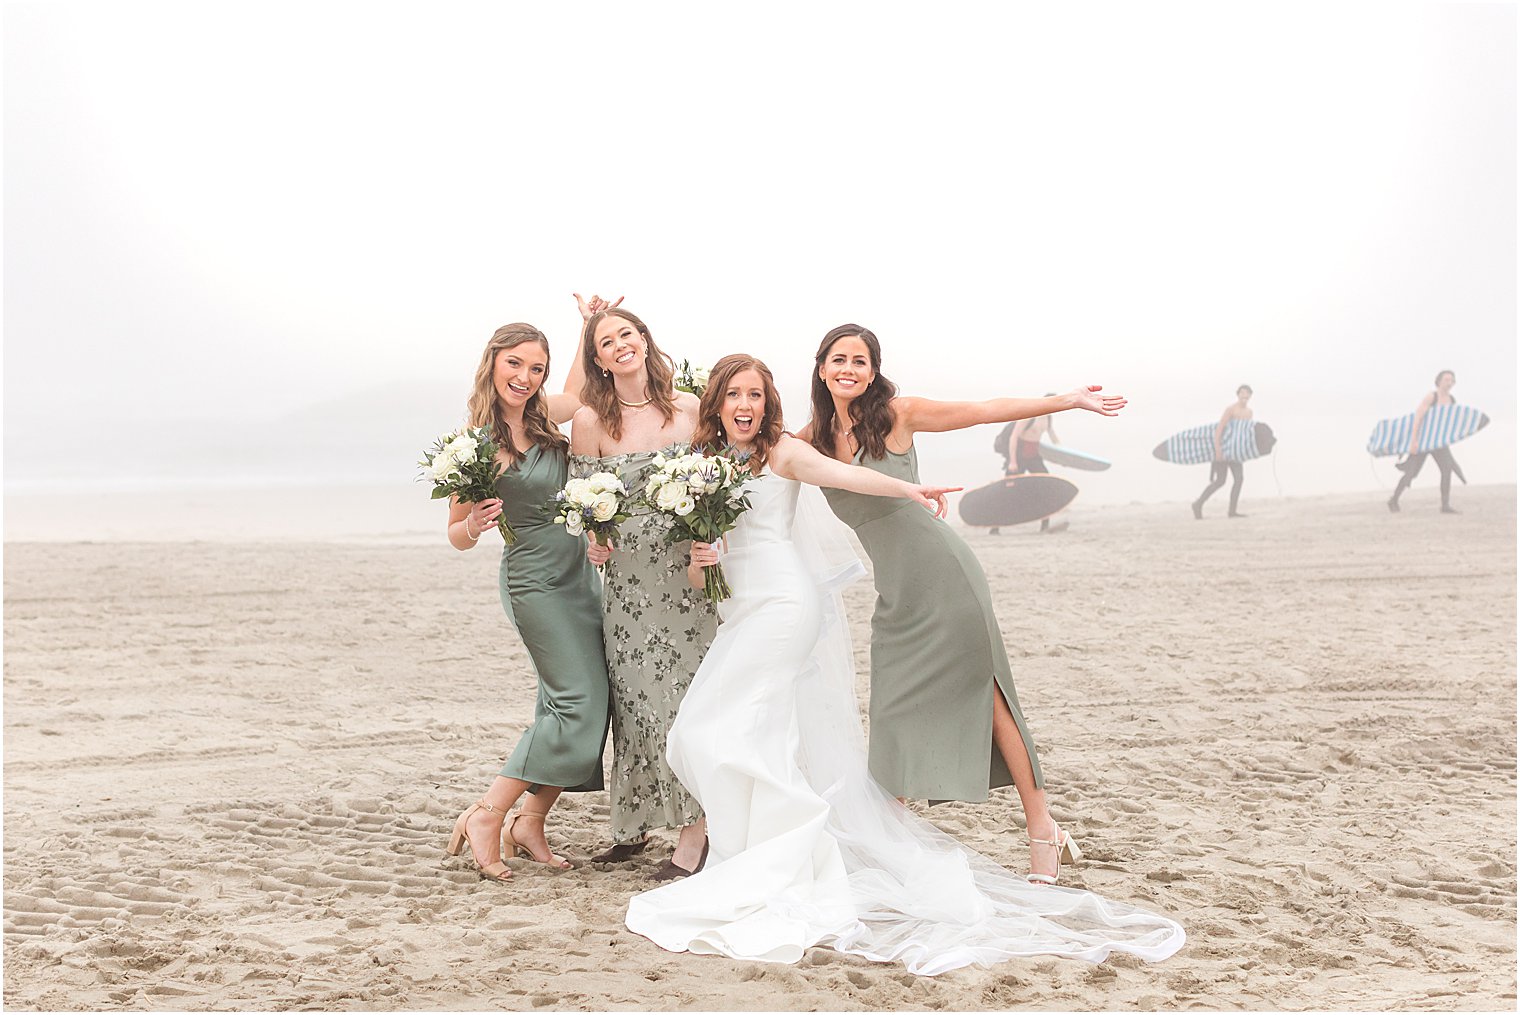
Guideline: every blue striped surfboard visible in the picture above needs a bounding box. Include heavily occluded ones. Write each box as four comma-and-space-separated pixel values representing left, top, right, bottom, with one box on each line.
1153, 420, 1276, 465
1366, 404, 1489, 457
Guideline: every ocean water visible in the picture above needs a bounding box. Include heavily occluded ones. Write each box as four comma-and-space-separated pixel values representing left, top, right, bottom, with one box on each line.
4, 409, 1512, 542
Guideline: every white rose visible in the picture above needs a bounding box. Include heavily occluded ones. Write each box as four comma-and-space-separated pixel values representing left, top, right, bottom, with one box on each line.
563, 478, 593, 504
446, 435, 479, 464
655, 482, 686, 512
431, 457, 460, 483
589, 472, 622, 495
565, 511, 585, 535
591, 493, 618, 522
674, 495, 696, 516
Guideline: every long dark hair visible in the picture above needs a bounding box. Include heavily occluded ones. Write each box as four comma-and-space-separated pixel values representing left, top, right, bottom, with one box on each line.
807, 324, 898, 461
692, 354, 786, 472
577, 308, 678, 441
466, 324, 568, 466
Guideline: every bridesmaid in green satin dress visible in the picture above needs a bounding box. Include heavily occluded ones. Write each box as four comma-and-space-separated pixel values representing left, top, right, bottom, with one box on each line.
443, 310, 615, 883
799, 324, 1127, 885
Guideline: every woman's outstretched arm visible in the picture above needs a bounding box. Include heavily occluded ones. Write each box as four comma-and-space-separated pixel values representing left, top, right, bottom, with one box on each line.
898, 385, 1126, 436
771, 436, 957, 516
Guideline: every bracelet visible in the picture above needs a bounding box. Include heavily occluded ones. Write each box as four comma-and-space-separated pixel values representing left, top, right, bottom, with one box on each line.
464, 516, 479, 541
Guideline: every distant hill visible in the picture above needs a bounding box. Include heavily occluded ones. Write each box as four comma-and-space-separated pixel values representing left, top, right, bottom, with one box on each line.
7, 378, 473, 487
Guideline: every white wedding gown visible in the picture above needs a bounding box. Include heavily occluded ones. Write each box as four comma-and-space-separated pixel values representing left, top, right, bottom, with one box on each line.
624, 471, 1185, 975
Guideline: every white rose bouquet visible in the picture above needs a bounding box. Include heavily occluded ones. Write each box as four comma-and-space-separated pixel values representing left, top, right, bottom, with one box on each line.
642, 448, 754, 602
674, 358, 709, 397
417, 426, 515, 544
549, 471, 631, 549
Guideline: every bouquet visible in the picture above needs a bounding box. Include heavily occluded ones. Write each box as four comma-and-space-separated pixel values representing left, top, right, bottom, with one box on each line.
417, 427, 515, 544
642, 448, 754, 602
674, 358, 709, 397
550, 471, 631, 548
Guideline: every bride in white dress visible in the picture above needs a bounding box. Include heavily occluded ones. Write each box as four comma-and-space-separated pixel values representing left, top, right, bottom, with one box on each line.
625, 355, 1185, 975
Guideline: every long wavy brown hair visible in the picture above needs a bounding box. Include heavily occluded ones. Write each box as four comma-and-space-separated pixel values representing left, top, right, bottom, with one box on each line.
578, 308, 678, 441
692, 354, 787, 472
466, 324, 568, 466
808, 324, 899, 461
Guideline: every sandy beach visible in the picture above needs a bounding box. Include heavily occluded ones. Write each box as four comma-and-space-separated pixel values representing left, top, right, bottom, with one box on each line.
3, 485, 1515, 1011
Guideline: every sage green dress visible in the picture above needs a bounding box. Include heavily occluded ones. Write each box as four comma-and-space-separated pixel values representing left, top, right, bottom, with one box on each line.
573, 444, 719, 844
494, 444, 610, 793
821, 444, 1044, 802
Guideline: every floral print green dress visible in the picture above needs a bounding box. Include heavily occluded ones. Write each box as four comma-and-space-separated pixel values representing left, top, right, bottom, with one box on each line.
574, 443, 719, 844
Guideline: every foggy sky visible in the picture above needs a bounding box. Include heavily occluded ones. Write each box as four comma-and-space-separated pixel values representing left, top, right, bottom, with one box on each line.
4, 1, 1515, 505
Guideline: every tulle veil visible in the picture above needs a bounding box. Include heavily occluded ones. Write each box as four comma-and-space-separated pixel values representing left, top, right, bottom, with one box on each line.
784, 485, 1185, 975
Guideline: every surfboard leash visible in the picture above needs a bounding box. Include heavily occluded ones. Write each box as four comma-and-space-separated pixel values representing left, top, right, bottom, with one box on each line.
1367, 453, 1389, 490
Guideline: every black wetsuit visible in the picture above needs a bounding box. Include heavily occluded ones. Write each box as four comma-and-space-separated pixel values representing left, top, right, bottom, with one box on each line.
1389, 393, 1461, 512
1195, 460, 1244, 517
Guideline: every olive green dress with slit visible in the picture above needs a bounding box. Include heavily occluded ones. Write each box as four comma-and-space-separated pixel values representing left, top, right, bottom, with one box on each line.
493, 444, 610, 792
821, 444, 1044, 802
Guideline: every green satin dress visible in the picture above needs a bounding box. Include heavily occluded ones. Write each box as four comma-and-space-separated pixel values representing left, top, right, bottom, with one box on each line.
493, 444, 610, 792
821, 444, 1044, 802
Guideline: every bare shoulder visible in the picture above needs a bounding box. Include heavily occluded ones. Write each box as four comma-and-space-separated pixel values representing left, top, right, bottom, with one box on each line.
673, 391, 702, 412
887, 394, 920, 445
773, 432, 805, 457
571, 404, 601, 430
893, 394, 926, 421
768, 433, 808, 478
570, 406, 604, 453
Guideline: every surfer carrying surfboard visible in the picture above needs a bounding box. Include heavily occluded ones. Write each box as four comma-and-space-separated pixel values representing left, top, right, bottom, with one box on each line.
1192, 385, 1254, 520
995, 397, 1066, 534
1388, 370, 1464, 515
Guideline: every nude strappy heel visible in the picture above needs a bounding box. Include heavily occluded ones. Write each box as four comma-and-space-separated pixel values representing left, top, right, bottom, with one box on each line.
445, 800, 512, 883
1027, 821, 1082, 885
504, 812, 573, 870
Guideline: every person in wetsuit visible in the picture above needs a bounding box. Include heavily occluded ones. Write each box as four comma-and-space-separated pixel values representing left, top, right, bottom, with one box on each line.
1388, 370, 1463, 515
991, 395, 1064, 534
1192, 385, 1253, 520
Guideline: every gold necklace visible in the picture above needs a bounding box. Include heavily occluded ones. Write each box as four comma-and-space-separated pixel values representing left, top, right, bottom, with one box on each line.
618, 396, 653, 409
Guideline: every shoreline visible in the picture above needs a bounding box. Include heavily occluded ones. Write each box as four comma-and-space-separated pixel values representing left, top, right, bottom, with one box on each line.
4, 483, 1513, 545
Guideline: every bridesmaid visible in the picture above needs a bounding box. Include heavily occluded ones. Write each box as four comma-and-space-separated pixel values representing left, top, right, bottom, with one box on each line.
570, 306, 718, 881
799, 323, 1126, 885
444, 315, 611, 882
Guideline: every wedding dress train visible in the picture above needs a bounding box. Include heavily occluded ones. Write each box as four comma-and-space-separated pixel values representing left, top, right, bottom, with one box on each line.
624, 472, 1184, 975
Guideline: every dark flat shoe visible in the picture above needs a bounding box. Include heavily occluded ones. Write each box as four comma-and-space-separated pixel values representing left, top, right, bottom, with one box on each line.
591, 837, 650, 863
650, 839, 708, 883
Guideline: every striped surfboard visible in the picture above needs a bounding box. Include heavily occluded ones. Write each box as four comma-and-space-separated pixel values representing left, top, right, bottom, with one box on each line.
1366, 404, 1489, 457
1153, 420, 1276, 465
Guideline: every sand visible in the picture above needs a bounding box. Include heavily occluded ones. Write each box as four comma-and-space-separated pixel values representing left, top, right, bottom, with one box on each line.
3, 485, 1515, 1011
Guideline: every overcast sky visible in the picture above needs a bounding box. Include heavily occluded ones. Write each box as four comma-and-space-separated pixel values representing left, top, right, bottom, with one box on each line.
4, 1, 1515, 505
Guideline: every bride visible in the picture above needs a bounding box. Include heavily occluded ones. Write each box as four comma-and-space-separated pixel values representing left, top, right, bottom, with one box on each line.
624, 354, 1186, 975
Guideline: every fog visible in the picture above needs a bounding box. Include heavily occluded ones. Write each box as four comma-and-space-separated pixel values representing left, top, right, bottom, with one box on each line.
5, 1, 1514, 517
